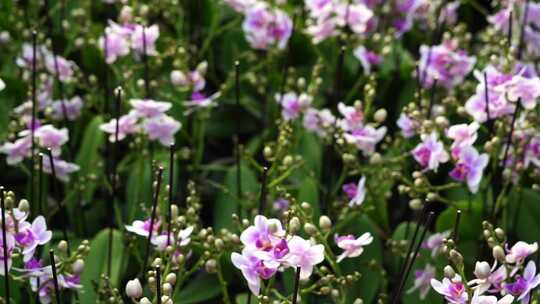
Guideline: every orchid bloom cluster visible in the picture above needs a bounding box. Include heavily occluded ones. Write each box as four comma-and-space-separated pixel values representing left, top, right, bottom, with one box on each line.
425, 222, 540, 304
16, 43, 77, 83
224, 0, 293, 50
231, 215, 373, 296
171, 61, 221, 114
24, 242, 89, 304
0, 191, 87, 304
0, 108, 80, 182
418, 38, 476, 89
125, 214, 194, 267
0, 42, 83, 181
465, 65, 540, 122
99, 20, 160, 64
489, 1, 540, 58
100, 98, 181, 146
304, 0, 375, 44
231, 215, 325, 295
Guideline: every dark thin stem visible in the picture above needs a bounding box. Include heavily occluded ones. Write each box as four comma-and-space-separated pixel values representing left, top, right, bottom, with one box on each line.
46, 149, 70, 255
427, 78, 438, 118
257, 167, 268, 215
492, 100, 521, 220
247, 293, 251, 304
0, 187, 10, 304
334, 46, 346, 106
142, 167, 164, 280
415, 65, 422, 108
103, 29, 110, 114
142, 26, 150, 98
234, 61, 242, 209
38, 153, 44, 216
508, 10, 513, 48
30, 30, 37, 214
111, 87, 122, 196
292, 266, 301, 304
484, 72, 493, 135
501, 101, 521, 179
396, 204, 429, 292
49, 250, 61, 304
156, 266, 162, 304
517, 0, 529, 60
167, 143, 175, 246
452, 210, 462, 244
392, 212, 435, 304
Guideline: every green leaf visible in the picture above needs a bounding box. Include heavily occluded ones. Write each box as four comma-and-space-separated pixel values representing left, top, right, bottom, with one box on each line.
74, 116, 105, 202
297, 177, 320, 221
214, 165, 258, 230
176, 273, 221, 304
80, 229, 125, 304
436, 200, 482, 242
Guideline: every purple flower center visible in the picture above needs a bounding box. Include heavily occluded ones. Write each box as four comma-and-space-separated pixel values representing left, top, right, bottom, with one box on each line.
505, 277, 528, 296
15, 229, 36, 247
449, 282, 465, 298
414, 147, 431, 167
273, 239, 289, 259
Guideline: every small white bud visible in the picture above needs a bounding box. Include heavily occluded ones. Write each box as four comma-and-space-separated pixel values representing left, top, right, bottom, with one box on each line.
125, 279, 143, 299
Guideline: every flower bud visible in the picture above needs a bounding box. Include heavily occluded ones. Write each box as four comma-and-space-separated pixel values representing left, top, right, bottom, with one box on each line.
474, 261, 491, 279
139, 297, 152, 304
72, 259, 85, 274
494, 228, 505, 241
18, 199, 30, 212
196, 61, 208, 74
449, 249, 463, 267
171, 70, 187, 87
443, 265, 455, 278
493, 245, 505, 262
205, 259, 217, 273
374, 109, 387, 123
58, 240, 68, 253
125, 279, 143, 299
162, 282, 172, 295
165, 273, 177, 285
319, 216, 332, 231
409, 199, 422, 210
289, 217, 301, 234
304, 223, 318, 236
119, 6, 134, 23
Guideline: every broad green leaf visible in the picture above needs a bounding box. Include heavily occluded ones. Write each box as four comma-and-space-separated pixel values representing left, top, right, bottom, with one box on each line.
214, 165, 258, 230
80, 229, 125, 304
74, 116, 105, 202
176, 273, 221, 304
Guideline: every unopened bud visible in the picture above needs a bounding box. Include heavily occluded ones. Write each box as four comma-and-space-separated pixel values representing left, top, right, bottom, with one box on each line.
72, 259, 85, 274
374, 109, 387, 123
443, 265, 455, 278
125, 279, 143, 299
58, 240, 68, 253
304, 223, 318, 236
474, 261, 491, 279
449, 249, 463, 266
289, 217, 301, 234
18, 199, 30, 212
319, 216, 332, 231
166, 273, 176, 285
493, 246, 505, 261
205, 259, 217, 273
